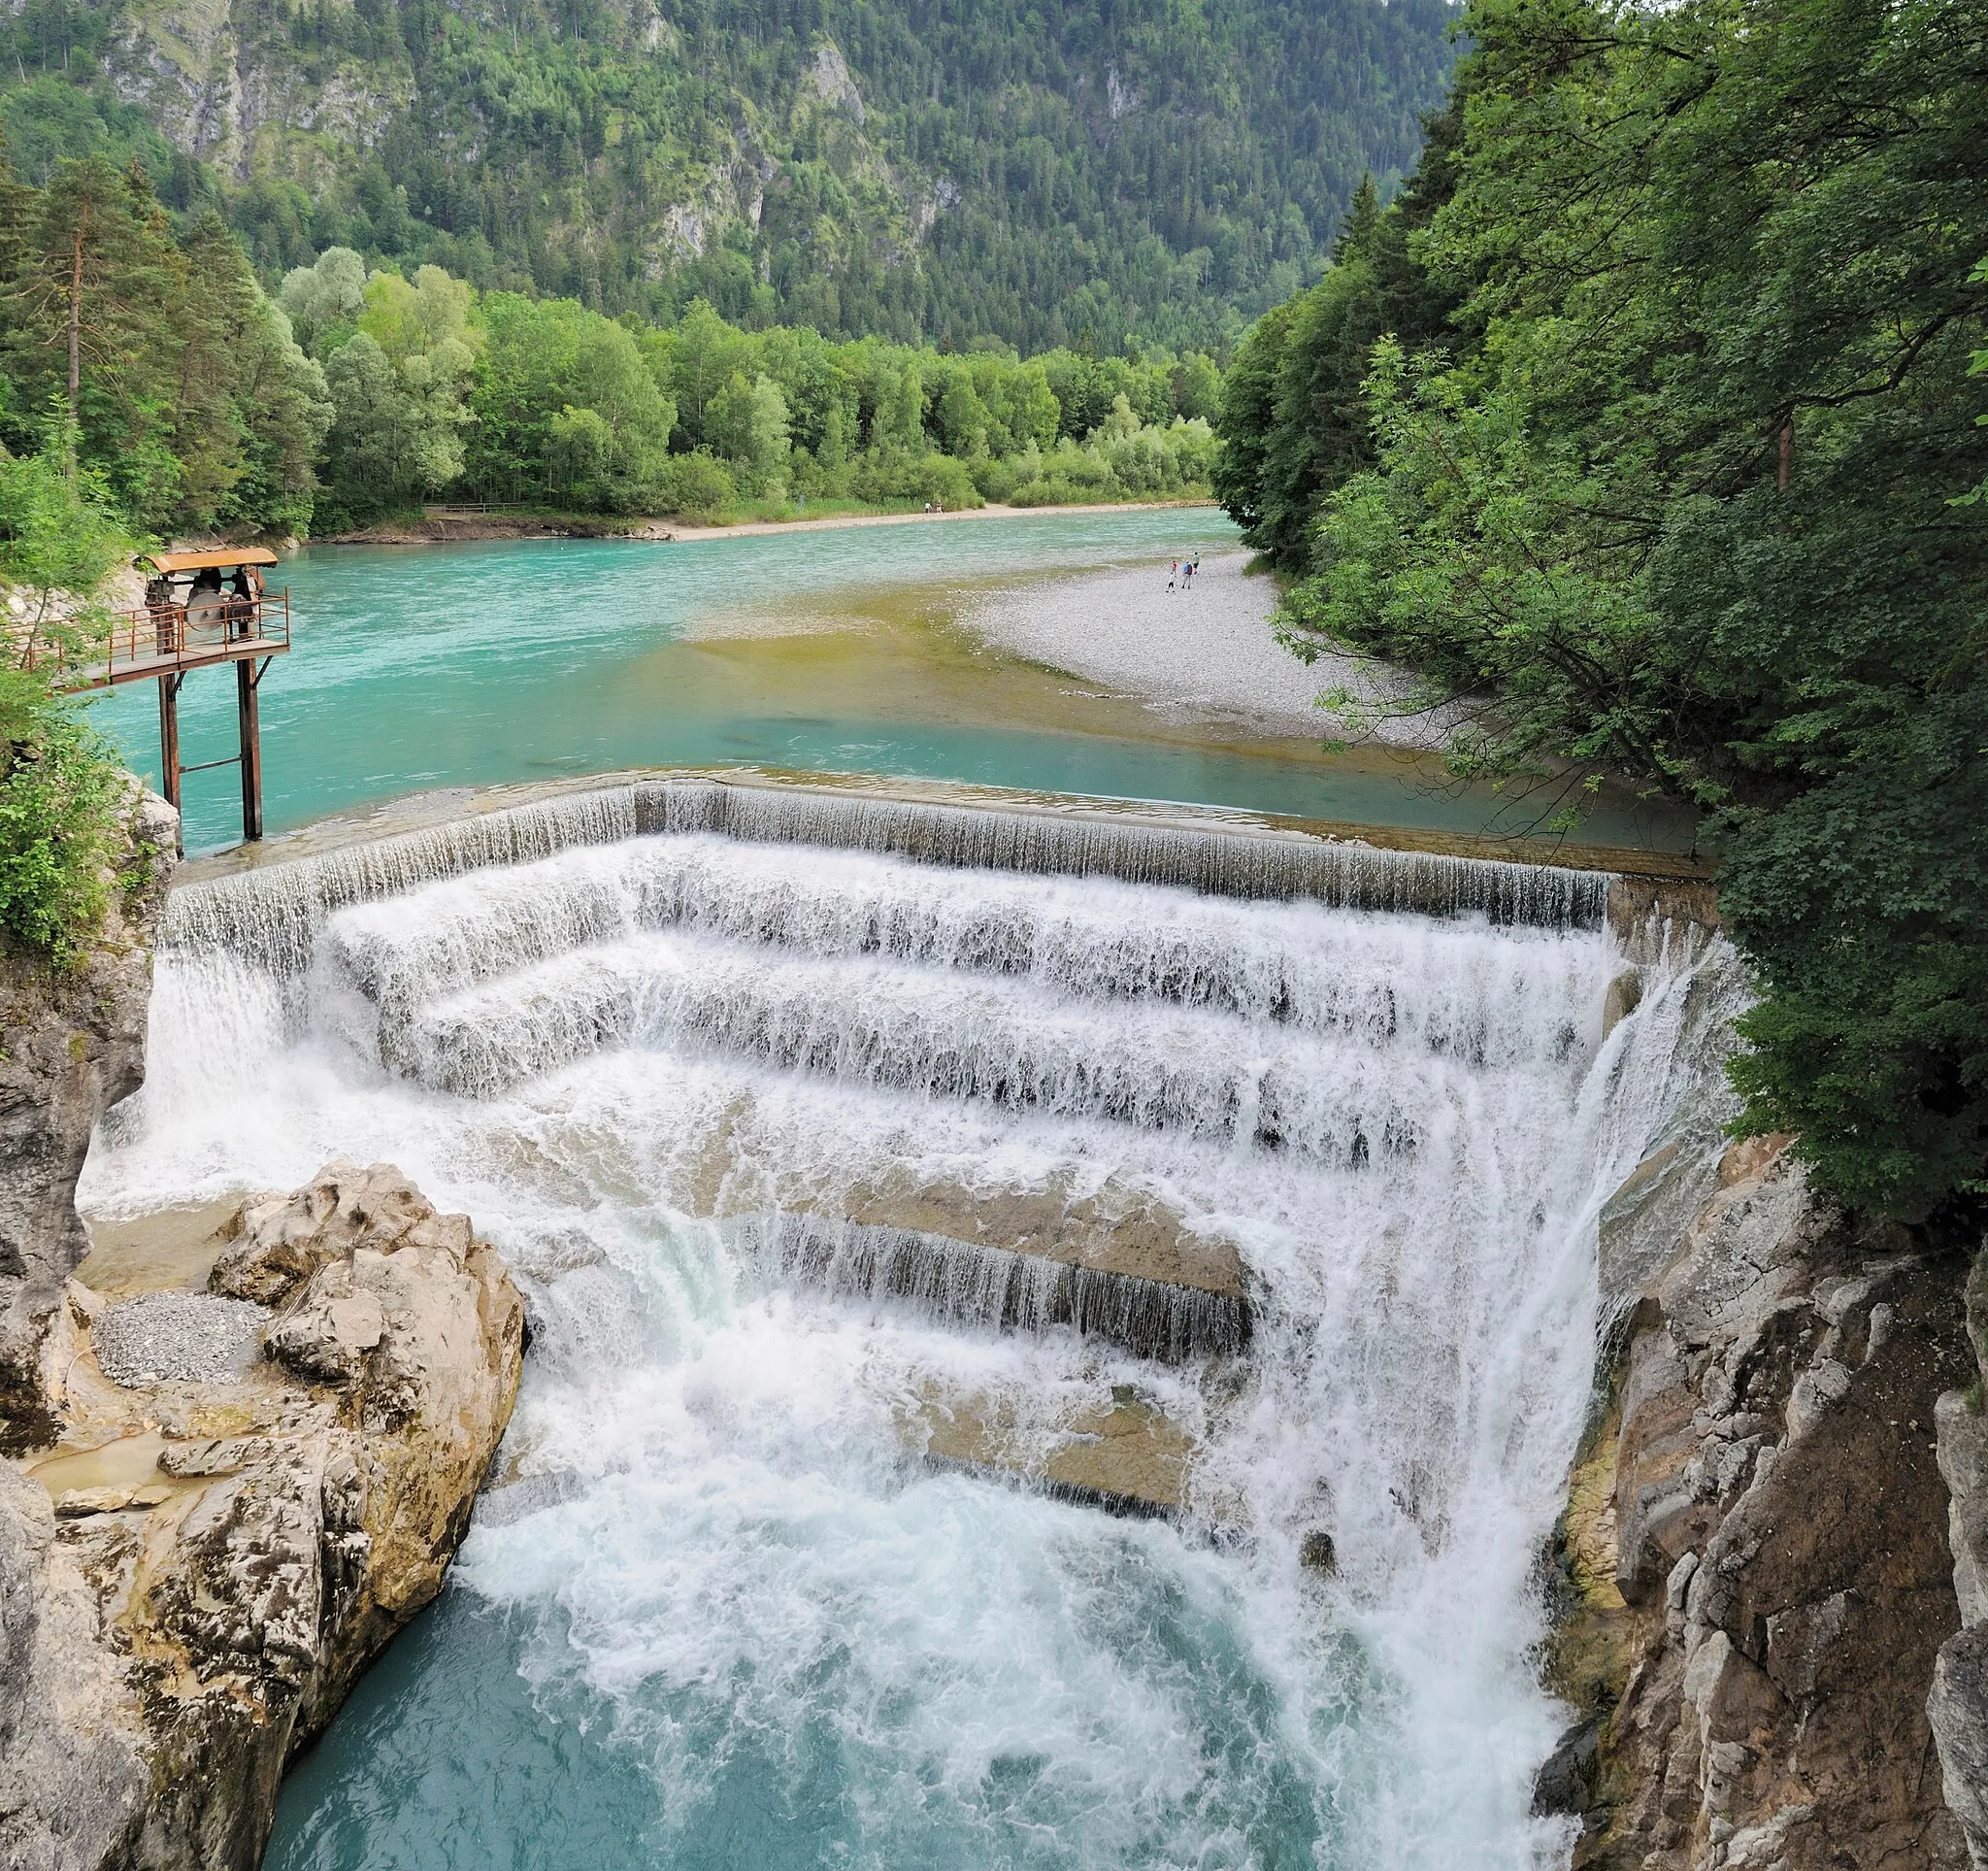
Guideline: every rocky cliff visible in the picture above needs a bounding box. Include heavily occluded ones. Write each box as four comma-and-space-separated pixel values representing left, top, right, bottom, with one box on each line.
0, 803, 524, 1870
1930, 1256, 1988, 1869
0, 786, 178, 1445
1549, 1138, 1975, 1869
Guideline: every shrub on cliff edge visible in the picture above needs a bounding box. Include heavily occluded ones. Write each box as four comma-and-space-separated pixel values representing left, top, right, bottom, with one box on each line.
0, 704, 123, 965
0, 437, 142, 967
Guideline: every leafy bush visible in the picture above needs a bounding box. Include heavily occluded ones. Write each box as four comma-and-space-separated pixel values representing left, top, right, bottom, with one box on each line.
0, 706, 124, 965
657, 450, 738, 524
1008, 477, 1086, 508
0, 434, 147, 966
847, 450, 984, 509
970, 456, 1020, 502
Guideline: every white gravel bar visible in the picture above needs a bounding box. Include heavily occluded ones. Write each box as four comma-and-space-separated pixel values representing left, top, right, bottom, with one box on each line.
92, 1292, 271, 1387
965, 549, 1459, 749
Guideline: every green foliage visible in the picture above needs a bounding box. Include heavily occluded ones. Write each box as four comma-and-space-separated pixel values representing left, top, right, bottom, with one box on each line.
0, 432, 138, 729
656, 450, 736, 524
0, 443, 121, 647
464, 293, 675, 511
0, 152, 329, 536
1218, 0, 1988, 1215
704, 372, 791, 490
1212, 114, 1466, 568
307, 265, 478, 523
1720, 694, 1988, 1213
0, 702, 122, 965
0, 440, 136, 966
443, 286, 1223, 518
23, 1, 1455, 354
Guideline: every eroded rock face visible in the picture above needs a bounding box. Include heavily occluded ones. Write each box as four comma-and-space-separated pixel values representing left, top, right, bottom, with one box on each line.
0, 1162, 524, 1871
0, 788, 178, 1443
1930, 1256, 1988, 1870
1574, 1141, 1973, 1870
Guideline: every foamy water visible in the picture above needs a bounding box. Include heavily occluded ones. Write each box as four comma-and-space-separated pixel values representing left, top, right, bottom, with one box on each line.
83, 796, 1733, 1870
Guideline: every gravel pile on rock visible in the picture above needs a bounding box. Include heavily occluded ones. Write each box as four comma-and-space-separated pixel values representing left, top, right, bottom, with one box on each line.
91, 1291, 271, 1386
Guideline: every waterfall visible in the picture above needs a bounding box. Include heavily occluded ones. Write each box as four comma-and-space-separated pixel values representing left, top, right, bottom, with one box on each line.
166, 778, 1611, 979
88, 792, 1732, 1871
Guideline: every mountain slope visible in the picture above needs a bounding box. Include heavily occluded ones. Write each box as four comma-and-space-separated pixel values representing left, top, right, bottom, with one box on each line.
14, 0, 1456, 350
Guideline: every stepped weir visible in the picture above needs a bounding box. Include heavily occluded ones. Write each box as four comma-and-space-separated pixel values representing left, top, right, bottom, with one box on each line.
93, 776, 1732, 1862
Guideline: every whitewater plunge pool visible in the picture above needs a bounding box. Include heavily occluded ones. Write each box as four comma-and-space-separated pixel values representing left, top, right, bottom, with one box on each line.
76, 778, 1736, 1871
83, 509, 1696, 859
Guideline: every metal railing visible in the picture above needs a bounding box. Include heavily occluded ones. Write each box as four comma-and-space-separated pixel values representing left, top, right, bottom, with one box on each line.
19, 592, 290, 689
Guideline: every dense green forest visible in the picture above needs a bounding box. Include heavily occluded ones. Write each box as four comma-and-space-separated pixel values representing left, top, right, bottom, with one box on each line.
1, 0, 1455, 353
0, 150, 1221, 540
0, 131, 1224, 951
1216, 0, 1988, 1215
287, 247, 1223, 528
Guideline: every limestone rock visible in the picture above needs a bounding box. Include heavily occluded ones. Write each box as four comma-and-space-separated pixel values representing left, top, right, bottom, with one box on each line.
1930, 1253, 1988, 1870
0, 788, 177, 1442
264, 1273, 385, 1382
211, 1158, 475, 1306
1931, 1626, 1988, 1869
0, 1461, 150, 1871
52, 1482, 171, 1516
1574, 1141, 1974, 1870
0, 1162, 524, 1871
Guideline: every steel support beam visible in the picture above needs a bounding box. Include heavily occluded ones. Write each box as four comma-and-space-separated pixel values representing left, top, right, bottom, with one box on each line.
236, 656, 263, 842
157, 673, 182, 850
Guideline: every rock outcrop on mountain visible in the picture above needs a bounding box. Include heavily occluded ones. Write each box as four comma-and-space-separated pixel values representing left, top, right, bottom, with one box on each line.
0, 1158, 524, 1871
1549, 1138, 1974, 1869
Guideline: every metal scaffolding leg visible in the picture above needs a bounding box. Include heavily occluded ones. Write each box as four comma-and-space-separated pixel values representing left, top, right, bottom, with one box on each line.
157, 674, 182, 849
237, 657, 264, 843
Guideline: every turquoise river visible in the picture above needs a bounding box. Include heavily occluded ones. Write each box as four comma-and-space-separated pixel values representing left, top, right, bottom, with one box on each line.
87, 508, 1693, 858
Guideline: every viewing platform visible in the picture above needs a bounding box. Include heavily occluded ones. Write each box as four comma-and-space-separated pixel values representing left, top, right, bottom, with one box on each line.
28, 589, 291, 690
27, 548, 291, 849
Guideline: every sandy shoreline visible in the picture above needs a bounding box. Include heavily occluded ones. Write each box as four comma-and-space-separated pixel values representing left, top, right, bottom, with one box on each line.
328, 497, 1219, 547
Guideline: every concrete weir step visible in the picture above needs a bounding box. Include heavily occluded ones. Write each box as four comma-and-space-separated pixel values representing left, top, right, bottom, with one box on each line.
738, 1175, 1252, 1362
901, 1381, 1237, 1527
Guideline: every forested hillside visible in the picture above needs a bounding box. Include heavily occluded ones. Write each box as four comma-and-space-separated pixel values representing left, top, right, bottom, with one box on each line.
4, 0, 1456, 352
0, 147, 1221, 549
1215, 0, 1987, 1216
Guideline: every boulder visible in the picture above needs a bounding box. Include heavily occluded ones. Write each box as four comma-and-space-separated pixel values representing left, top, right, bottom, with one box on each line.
0, 1161, 524, 1871
1931, 1626, 1988, 1869
211, 1158, 477, 1306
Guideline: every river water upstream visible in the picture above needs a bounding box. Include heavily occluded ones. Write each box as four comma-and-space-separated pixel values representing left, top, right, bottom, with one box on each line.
84, 510, 1693, 858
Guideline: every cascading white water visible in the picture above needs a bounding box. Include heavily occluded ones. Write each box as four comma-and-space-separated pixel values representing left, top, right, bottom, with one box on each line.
83, 793, 1731, 1870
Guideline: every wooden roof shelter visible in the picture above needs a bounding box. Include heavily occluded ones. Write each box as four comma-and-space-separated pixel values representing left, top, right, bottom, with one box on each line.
141, 547, 281, 576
